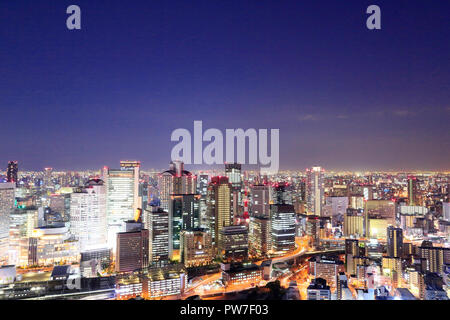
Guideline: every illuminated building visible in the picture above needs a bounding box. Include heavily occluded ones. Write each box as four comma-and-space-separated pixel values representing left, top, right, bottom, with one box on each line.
407, 176, 419, 206
158, 161, 196, 212
0, 183, 15, 265
270, 204, 295, 254
219, 225, 248, 262
308, 255, 344, 287
115, 217, 149, 273
180, 228, 213, 267
344, 209, 365, 237
306, 216, 320, 248
9, 207, 38, 266
419, 242, 447, 274
69, 179, 107, 251
118, 264, 187, 299
368, 218, 389, 239
197, 174, 209, 227
306, 166, 324, 216
364, 200, 396, 235
248, 216, 270, 258
387, 226, 403, 258
115, 273, 146, 300
6, 161, 18, 185
382, 257, 402, 286
206, 176, 232, 247
146, 264, 186, 298
273, 182, 293, 205
250, 184, 270, 218
336, 272, 353, 300
103, 164, 140, 250
169, 194, 200, 256
29, 226, 80, 266
307, 277, 331, 300
221, 263, 262, 287
145, 206, 169, 264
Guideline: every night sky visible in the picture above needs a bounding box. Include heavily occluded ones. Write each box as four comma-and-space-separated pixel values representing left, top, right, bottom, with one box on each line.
0, 0, 449, 171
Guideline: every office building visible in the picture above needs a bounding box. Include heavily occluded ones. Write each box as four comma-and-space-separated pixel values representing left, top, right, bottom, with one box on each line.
69, 179, 107, 251
158, 161, 196, 212
116, 216, 149, 273
306, 166, 324, 216
270, 204, 296, 254
250, 184, 270, 218
219, 225, 248, 262
248, 215, 270, 258
145, 206, 170, 264
206, 176, 232, 247
0, 183, 15, 265
103, 164, 140, 250
387, 226, 403, 258
180, 228, 213, 267
169, 194, 200, 255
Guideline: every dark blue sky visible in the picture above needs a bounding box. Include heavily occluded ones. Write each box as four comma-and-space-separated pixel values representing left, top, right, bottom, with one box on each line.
0, 0, 449, 171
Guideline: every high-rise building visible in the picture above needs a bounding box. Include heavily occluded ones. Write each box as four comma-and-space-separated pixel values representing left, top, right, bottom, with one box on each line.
0, 183, 15, 265
169, 194, 200, 256
306, 166, 324, 216
116, 216, 149, 273
407, 176, 419, 206
248, 216, 270, 258
387, 226, 403, 258
158, 161, 196, 212
225, 163, 242, 221
419, 242, 447, 274
145, 206, 169, 265
180, 228, 213, 267
206, 176, 232, 247
103, 164, 140, 250
9, 207, 38, 266
250, 184, 270, 218
69, 179, 108, 251
218, 225, 248, 262
270, 204, 296, 254
344, 208, 365, 237
6, 161, 18, 185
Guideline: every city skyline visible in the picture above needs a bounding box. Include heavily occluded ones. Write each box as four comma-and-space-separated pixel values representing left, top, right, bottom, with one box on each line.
0, 0, 449, 171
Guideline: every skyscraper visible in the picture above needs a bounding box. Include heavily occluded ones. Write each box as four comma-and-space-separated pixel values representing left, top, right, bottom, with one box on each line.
116, 214, 149, 273
103, 163, 140, 250
387, 226, 403, 258
306, 166, 324, 216
158, 161, 196, 211
0, 183, 15, 265
408, 176, 419, 206
270, 204, 296, 254
249, 215, 270, 258
145, 206, 169, 265
69, 179, 108, 251
250, 184, 270, 218
169, 194, 200, 256
206, 176, 232, 247
6, 161, 18, 185
225, 163, 242, 221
